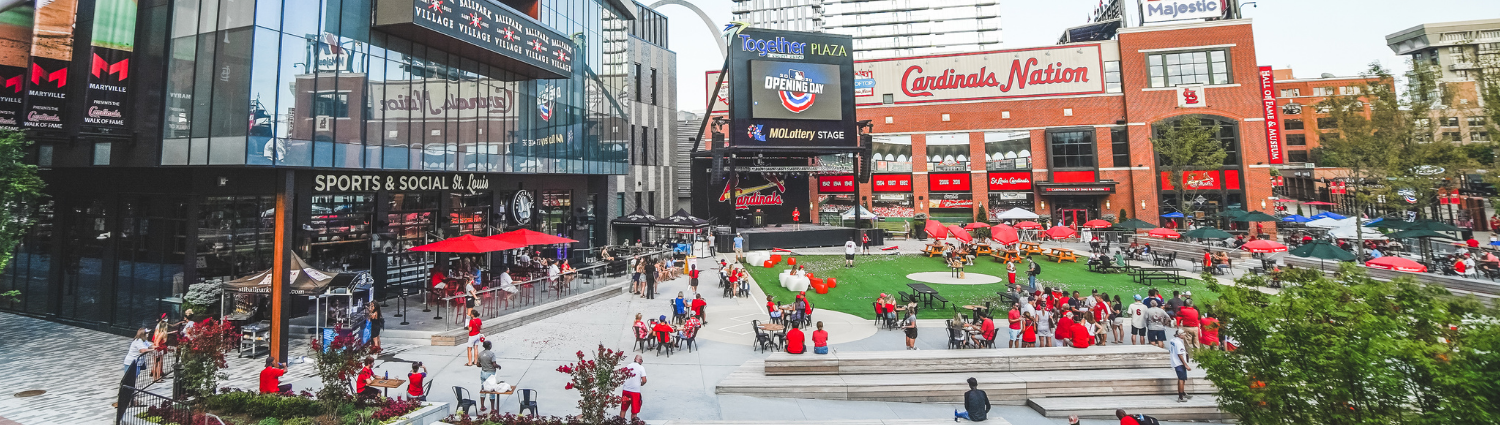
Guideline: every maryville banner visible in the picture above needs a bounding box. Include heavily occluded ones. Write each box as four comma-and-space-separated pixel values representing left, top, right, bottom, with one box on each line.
82, 0, 137, 132
1258, 66, 1284, 164
854, 44, 1105, 106
0, 3, 33, 129
25, 0, 79, 130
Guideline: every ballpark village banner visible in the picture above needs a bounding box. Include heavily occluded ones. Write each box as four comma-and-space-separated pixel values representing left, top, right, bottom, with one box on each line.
729, 28, 856, 148
82, 0, 136, 131
1258, 66, 1284, 164
0, 4, 32, 129
855, 44, 1105, 106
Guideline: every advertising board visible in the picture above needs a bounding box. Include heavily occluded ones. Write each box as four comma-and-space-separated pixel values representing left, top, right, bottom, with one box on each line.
376, 0, 574, 79
853, 44, 1105, 106
1258, 66, 1283, 164
1140, 0, 1225, 23
729, 28, 855, 148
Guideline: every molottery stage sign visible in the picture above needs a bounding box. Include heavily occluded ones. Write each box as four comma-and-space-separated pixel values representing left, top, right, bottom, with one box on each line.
729, 28, 855, 148
854, 45, 1104, 106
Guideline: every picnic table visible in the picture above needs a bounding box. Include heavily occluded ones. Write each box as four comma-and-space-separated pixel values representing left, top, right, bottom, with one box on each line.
924, 245, 944, 257
1043, 248, 1079, 263
975, 244, 993, 255
906, 282, 947, 309
991, 249, 1023, 264
1020, 242, 1045, 256
367, 377, 406, 398
1130, 267, 1189, 286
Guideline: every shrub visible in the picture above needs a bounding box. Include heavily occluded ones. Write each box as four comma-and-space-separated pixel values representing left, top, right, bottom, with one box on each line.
246, 394, 280, 419
257, 418, 283, 425
178, 319, 238, 398
282, 418, 315, 425
309, 330, 380, 402
370, 398, 424, 422
556, 345, 633, 425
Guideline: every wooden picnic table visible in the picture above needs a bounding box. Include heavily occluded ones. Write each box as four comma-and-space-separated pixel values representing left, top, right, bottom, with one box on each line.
992, 249, 1023, 263
367, 377, 406, 398
1130, 267, 1187, 285
1043, 248, 1078, 263
924, 245, 945, 257
975, 244, 993, 255
1020, 242, 1044, 255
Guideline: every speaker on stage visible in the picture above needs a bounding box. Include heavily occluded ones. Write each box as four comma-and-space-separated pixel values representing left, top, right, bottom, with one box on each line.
857, 134, 873, 183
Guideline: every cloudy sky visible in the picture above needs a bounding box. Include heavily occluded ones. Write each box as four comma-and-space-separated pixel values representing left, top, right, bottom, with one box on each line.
658, 0, 1494, 114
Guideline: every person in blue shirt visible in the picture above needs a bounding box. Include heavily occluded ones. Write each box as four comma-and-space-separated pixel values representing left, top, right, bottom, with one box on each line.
673, 292, 688, 324
1369, 248, 1383, 259
733, 234, 745, 262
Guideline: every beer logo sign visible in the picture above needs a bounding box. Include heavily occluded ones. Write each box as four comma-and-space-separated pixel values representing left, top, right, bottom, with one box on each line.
537, 83, 559, 121
766, 69, 823, 113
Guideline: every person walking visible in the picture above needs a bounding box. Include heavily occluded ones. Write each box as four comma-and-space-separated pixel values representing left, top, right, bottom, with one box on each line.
902, 311, 919, 350
1168, 330, 1193, 403
477, 340, 500, 411
465, 310, 483, 366
1025, 259, 1041, 290
1006, 302, 1022, 348
845, 238, 857, 267
644, 258, 658, 299
954, 377, 991, 422
1006, 261, 1016, 286
733, 234, 745, 262
620, 355, 647, 421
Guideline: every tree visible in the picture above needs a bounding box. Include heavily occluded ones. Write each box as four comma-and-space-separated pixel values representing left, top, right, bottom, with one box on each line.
557, 345, 634, 424
1198, 265, 1500, 425
1152, 116, 1227, 215
177, 319, 238, 398
309, 332, 381, 402
0, 129, 44, 272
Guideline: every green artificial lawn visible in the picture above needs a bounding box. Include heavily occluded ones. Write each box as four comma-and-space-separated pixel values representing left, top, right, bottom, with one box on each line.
745, 254, 1220, 319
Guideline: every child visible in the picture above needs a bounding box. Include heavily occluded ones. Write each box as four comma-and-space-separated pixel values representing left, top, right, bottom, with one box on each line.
1006, 261, 1017, 285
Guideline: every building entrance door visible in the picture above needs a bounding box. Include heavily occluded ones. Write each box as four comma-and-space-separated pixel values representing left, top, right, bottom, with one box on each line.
1058, 209, 1090, 228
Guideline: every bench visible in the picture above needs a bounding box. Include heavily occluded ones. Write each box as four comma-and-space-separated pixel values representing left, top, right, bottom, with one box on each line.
1020, 243, 1045, 256
1140, 273, 1189, 286
924, 246, 944, 257
930, 293, 949, 310
898, 291, 915, 304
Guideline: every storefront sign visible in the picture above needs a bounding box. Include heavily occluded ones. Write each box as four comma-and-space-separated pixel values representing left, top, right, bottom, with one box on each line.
1140, 0, 1225, 23
1176, 85, 1206, 108
987, 171, 1032, 191
929, 193, 973, 209
817, 175, 856, 193
512, 190, 534, 225
312, 173, 492, 193
1160, 170, 1220, 190
854, 44, 1104, 106
871, 174, 912, 192
996, 192, 1029, 200
729, 28, 856, 148
929, 173, 971, 192
376, 0, 574, 78
1038, 184, 1115, 194
1258, 66, 1283, 164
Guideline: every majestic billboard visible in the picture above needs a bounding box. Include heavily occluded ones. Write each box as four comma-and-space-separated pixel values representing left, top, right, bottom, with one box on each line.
854, 44, 1105, 106
729, 28, 855, 148
1140, 0, 1225, 24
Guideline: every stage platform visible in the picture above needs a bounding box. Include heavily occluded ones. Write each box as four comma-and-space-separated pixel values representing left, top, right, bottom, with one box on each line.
734, 224, 884, 250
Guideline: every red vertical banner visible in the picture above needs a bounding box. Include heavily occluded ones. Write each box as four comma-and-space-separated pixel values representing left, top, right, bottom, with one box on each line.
1258, 66, 1284, 164
25, 0, 80, 130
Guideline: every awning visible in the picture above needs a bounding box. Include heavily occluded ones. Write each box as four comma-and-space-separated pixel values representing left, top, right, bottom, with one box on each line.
612, 207, 657, 226
221, 253, 346, 295
653, 209, 710, 228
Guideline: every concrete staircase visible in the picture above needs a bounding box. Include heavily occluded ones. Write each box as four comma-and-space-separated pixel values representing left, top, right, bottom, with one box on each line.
715, 345, 1228, 421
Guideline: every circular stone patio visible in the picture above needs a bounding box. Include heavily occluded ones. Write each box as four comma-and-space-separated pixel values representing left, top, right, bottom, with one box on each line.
906, 272, 1003, 285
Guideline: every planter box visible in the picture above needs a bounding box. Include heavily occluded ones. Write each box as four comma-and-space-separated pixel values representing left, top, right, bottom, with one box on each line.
122, 402, 448, 425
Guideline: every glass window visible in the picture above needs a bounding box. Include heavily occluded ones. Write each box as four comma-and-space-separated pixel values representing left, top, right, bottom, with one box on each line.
1287, 150, 1309, 162
1280, 88, 1300, 97
93, 142, 112, 166
1317, 117, 1338, 129
1312, 87, 1334, 96
926, 133, 970, 171
1111, 128, 1129, 167
983, 131, 1030, 170
1284, 118, 1304, 130
1154, 116, 1239, 166
1469, 116, 1487, 127
1286, 134, 1307, 146
1104, 61, 1121, 93
1047, 130, 1094, 169
1146, 49, 1230, 88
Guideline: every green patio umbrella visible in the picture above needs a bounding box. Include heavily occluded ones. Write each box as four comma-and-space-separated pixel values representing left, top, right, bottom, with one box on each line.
1288, 239, 1355, 271
1114, 218, 1159, 230
1400, 220, 1461, 233
1387, 229, 1458, 240
1369, 219, 1412, 229
1218, 208, 1248, 219
1236, 212, 1280, 222
1183, 226, 1233, 239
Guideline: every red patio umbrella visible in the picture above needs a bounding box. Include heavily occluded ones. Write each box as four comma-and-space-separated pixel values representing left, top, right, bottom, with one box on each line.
1366, 256, 1427, 272
1043, 226, 1077, 239
1240, 240, 1288, 253
1080, 219, 1113, 229
963, 222, 991, 230
411, 234, 524, 253
1147, 228, 1181, 239
1014, 221, 1043, 230
489, 228, 578, 246
990, 223, 1019, 245
946, 224, 974, 242
925, 219, 949, 239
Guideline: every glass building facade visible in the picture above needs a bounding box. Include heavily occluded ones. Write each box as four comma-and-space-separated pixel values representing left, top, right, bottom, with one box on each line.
0, 0, 637, 333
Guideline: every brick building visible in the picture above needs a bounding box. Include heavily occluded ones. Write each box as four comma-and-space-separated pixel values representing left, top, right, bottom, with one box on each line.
1264, 70, 1386, 204
801, 19, 1278, 227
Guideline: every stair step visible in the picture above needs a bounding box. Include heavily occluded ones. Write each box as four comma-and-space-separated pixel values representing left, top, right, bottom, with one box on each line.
656, 420, 1011, 425
718, 361, 1214, 404
1027, 395, 1229, 421
764, 345, 1170, 375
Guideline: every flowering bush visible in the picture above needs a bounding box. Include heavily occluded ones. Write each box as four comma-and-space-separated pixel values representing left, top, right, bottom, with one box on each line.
178, 318, 238, 398
555, 345, 634, 425
370, 397, 425, 422
442, 412, 645, 425
308, 328, 380, 402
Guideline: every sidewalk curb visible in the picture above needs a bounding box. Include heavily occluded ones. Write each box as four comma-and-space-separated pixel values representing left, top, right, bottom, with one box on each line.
431, 280, 629, 346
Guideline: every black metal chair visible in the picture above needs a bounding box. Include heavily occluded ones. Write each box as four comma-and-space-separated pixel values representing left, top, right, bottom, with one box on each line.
654, 330, 674, 357
518, 389, 539, 416
634, 324, 652, 352
681, 326, 699, 352
947, 326, 972, 349
751, 320, 774, 352
452, 386, 477, 416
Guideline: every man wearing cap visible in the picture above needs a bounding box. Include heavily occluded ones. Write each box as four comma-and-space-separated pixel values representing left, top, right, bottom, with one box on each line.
652, 315, 675, 348
1167, 329, 1193, 402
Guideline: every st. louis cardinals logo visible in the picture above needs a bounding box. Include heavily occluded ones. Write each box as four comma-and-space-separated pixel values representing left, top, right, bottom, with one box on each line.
427, 0, 443, 10
1182, 88, 1200, 105
719, 174, 786, 209
499, 26, 518, 41
763, 68, 824, 113
464, 12, 483, 27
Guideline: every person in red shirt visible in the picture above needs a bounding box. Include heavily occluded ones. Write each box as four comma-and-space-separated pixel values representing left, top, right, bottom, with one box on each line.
466, 310, 483, 366
259, 356, 290, 394
1055, 312, 1075, 346
1199, 312, 1220, 349
1006, 304, 1022, 348
691, 294, 707, 323
1020, 313, 1036, 347
1070, 318, 1092, 349
812, 321, 829, 354
1177, 302, 1202, 351
1116, 409, 1142, 425
786, 322, 806, 354
651, 315, 675, 347
355, 357, 378, 398
407, 362, 428, 400
980, 313, 997, 347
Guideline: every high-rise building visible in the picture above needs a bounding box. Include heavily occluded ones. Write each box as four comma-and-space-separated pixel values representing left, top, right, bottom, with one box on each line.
1386, 18, 1500, 144
613, 1, 679, 243
729, 0, 1001, 60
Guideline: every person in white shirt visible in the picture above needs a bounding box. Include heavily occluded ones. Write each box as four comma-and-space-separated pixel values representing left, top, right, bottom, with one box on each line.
844, 238, 857, 267
1168, 330, 1192, 403
497, 267, 517, 302
123, 328, 155, 379
547, 261, 561, 287
1128, 295, 1148, 345
619, 355, 648, 421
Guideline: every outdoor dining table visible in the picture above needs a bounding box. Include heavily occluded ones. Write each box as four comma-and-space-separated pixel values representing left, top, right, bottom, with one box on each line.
907, 283, 940, 308
758, 323, 785, 332
367, 377, 406, 398
1020, 242, 1044, 256
1130, 267, 1185, 284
